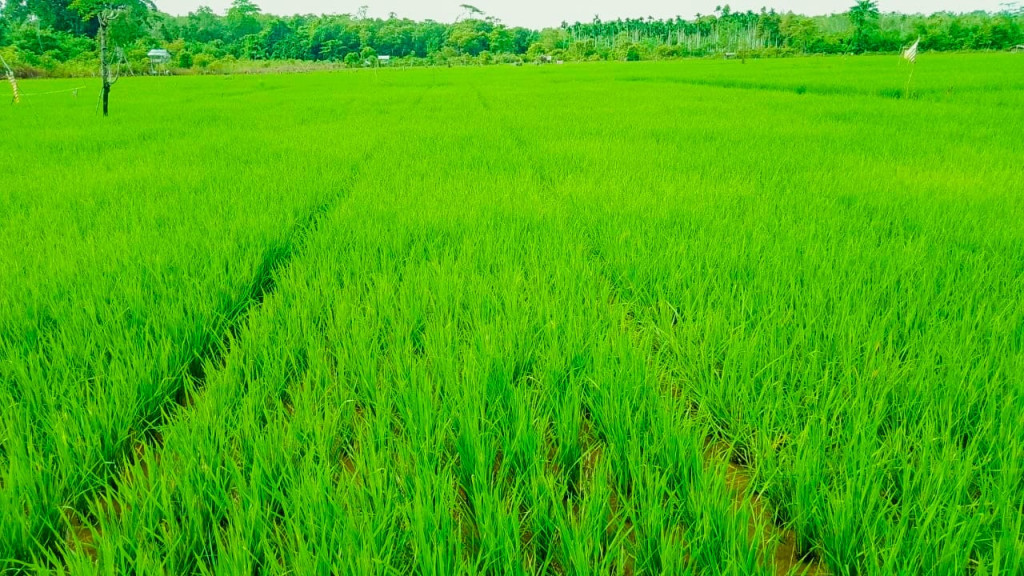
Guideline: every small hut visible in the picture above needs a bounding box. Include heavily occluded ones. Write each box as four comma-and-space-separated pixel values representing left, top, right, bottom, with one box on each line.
147, 49, 171, 74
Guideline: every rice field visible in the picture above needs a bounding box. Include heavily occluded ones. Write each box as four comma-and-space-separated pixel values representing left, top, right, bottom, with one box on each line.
1, 53, 1022, 575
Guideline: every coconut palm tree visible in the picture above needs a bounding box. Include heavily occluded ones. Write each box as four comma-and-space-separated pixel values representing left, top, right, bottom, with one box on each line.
849, 1, 880, 52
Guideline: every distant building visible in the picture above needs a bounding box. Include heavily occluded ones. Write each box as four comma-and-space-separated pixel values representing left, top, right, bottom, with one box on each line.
377, 55, 392, 65
147, 49, 171, 74
1013, 45, 1024, 53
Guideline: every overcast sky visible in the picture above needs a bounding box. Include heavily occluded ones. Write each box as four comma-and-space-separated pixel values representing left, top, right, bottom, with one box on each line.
154, 1, 1015, 28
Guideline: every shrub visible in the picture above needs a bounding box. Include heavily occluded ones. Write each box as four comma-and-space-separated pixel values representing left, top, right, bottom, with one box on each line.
193, 53, 215, 69
177, 51, 194, 69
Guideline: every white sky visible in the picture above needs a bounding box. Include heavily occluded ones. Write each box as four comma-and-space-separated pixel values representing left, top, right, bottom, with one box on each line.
154, 0, 1015, 28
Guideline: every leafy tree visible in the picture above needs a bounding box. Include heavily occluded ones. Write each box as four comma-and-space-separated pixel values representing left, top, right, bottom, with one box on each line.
525, 41, 546, 61
69, 0, 153, 115
448, 18, 490, 56
411, 21, 447, 56
756, 8, 782, 45
0, 12, 10, 46
185, 6, 224, 43
19, 0, 85, 34
261, 18, 296, 58
239, 32, 264, 58
510, 27, 535, 53
359, 44, 375, 62
2, 0, 31, 25
225, 0, 260, 41
175, 49, 192, 67
488, 24, 513, 53
849, 0, 880, 52
781, 13, 821, 53
536, 27, 568, 52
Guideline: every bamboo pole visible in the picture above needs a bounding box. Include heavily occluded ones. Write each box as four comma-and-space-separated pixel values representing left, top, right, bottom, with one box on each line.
0, 53, 19, 104
905, 62, 915, 100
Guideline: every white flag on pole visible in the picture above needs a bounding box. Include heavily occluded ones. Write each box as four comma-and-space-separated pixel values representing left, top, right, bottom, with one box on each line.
903, 38, 920, 64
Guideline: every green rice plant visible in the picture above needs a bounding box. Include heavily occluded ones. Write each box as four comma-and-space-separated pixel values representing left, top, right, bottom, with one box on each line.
1, 53, 1021, 574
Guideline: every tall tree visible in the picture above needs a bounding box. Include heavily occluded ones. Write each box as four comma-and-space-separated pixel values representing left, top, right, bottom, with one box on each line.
184, 6, 225, 43
458, 4, 484, 20
23, 0, 85, 33
70, 0, 153, 115
225, 0, 261, 41
849, 0, 880, 52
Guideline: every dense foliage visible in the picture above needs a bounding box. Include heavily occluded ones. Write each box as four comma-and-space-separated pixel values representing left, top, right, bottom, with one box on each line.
1, 0, 1023, 76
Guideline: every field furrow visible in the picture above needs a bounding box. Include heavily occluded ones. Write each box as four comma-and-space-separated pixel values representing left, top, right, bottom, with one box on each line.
0, 75, 428, 569
57, 89, 781, 574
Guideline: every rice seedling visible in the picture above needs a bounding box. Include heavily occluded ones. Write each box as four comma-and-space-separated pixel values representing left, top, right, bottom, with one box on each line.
1, 54, 1021, 574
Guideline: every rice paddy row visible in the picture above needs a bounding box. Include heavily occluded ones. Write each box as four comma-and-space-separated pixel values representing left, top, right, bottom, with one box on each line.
1, 54, 1022, 574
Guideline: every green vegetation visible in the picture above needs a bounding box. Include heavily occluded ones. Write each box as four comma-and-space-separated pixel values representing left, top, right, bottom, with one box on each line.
2, 53, 1023, 574
1, 0, 1023, 76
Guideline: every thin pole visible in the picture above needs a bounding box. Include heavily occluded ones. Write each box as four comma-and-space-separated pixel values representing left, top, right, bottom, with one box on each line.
0, 53, 19, 104
905, 62, 915, 100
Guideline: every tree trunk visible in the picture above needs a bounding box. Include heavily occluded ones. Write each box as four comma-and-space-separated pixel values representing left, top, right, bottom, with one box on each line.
99, 15, 110, 116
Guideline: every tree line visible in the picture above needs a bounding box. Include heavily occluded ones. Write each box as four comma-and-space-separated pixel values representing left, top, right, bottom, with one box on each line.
1, 0, 1023, 76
